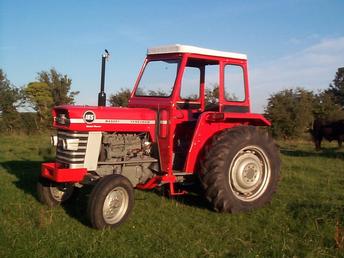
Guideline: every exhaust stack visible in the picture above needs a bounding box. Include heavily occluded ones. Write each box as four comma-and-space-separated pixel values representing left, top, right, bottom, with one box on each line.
98, 49, 110, 106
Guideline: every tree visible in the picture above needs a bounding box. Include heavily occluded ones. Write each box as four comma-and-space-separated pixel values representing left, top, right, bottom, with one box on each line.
313, 91, 344, 121
205, 83, 219, 107
325, 67, 344, 108
0, 69, 20, 113
265, 88, 315, 138
21, 68, 78, 129
37, 68, 78, 106
0, 69, 21, 132
24, 82, 53, 127
109, 88, 131, 107
293, 88, 315, 137
147, 89, 168, 96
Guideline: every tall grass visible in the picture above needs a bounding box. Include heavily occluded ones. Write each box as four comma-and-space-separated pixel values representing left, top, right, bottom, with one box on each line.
0, 135, 343, 257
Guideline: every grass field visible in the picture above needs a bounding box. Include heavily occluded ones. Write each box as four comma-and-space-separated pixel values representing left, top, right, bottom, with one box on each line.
1, 134, 344, 257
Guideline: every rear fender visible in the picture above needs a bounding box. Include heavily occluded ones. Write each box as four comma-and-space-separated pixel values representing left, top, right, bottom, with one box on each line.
183, 112, 270, 173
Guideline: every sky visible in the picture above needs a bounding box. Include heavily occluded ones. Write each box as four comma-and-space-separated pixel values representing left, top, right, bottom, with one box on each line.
1, 0, 343, 112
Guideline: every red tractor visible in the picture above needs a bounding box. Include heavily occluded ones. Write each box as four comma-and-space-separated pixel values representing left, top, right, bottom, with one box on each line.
37, 45, 280, 229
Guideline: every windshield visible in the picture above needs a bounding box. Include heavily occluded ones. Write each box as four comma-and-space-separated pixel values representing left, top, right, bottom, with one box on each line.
135, 59, 179, 97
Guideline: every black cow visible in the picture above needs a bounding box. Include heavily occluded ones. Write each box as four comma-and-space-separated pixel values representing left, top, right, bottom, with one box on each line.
310, 119, 344, 151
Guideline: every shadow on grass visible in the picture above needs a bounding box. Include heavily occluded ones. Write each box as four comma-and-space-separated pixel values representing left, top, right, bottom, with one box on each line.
0, 160, 213, 227
0, 160, 41, 198
151, 183, 213, 212
0, 160, 91, 227
280, 147, 344, 159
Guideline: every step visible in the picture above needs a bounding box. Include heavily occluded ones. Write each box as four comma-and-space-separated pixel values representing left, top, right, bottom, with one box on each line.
172, 171, 193, 176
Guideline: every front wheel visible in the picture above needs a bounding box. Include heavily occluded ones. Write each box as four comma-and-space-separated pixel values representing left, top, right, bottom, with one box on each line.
87, 174, 134, 229
37, 177, 75, 207
201, 126, 280, 212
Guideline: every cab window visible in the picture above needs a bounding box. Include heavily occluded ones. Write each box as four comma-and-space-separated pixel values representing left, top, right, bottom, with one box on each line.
224, 65, 245, 102
180, 66, 200, 100
135, 59, 179, 97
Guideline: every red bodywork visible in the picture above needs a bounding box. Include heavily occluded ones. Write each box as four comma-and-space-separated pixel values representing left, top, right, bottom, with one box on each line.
41, 163, 87, 182
53, 106, 157, 138
41, 50, 270, 195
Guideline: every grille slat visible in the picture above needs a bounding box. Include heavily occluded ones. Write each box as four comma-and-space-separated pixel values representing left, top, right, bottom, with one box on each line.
57, 131, 89, 138
56, 130, 89, 167
57, 148, 86, 154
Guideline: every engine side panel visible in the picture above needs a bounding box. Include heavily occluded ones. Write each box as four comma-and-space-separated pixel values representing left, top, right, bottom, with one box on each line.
53, 106, 158, 141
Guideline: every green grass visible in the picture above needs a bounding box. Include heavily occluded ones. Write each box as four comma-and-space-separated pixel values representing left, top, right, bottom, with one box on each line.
1, 135, 344, 257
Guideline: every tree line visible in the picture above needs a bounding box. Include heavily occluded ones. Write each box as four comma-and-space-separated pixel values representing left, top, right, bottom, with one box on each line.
265, 68, 344, 139
1, 67, 343, 138
0, 68, 78, 133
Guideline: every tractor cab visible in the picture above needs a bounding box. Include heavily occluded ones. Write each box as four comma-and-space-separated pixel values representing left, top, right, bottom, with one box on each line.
129, 45, 254, 172
129, 44, 250, 114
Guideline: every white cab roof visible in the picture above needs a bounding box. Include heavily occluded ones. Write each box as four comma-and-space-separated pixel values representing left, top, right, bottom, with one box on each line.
147, 44, 247, 60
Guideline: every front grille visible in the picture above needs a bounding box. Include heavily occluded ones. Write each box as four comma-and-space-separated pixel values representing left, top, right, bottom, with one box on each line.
56, 130, 89, 168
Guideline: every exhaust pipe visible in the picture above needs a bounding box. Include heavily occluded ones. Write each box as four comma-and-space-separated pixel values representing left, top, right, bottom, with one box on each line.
98, 49, 110, 106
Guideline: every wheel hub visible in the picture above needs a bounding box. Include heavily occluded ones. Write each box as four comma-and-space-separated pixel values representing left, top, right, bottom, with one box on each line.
103, 187, 129, 224
229, 146, 271, 201
233, 153, 262, 191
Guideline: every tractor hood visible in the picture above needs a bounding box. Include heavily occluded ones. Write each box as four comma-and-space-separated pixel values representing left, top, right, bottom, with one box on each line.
53, 105, 157, 133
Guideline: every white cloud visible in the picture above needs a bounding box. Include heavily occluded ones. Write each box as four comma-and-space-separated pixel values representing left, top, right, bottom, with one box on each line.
250, 36, 344, 113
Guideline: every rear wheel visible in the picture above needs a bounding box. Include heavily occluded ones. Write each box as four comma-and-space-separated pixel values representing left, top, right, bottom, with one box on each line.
87, 174, 134, 229
37, 177, 74, 207
201, 126, 280, 212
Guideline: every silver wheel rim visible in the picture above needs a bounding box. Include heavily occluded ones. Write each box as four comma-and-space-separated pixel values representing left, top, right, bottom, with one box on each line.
103, 187, 129, 224
229, 145, 271, 202
49, 184, 73, 202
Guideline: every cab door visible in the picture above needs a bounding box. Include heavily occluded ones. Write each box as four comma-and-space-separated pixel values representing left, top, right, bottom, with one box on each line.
171, 63, 204, 171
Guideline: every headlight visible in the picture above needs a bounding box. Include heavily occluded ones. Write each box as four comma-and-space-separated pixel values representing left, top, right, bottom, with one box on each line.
55, 112, 70, 126
62, 138, 79, 151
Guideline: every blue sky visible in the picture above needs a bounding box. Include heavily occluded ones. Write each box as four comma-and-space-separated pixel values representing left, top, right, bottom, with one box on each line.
1, 0, 343, 112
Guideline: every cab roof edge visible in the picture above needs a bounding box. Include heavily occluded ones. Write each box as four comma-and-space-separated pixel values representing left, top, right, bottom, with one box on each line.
147, 44, 247, 60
